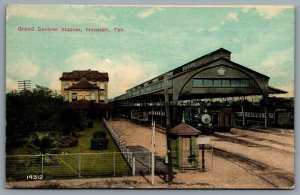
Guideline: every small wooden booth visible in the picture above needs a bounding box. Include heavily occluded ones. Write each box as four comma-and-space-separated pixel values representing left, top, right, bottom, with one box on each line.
170, 122, 200, 169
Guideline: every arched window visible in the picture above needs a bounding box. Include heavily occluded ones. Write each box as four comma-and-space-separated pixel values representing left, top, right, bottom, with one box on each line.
64, 94, 69, 101
64, 83, 69, 89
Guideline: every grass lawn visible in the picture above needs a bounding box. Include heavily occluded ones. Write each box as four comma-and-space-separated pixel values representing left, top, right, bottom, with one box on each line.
61, 120, 120, 153
6, 119, 131, 181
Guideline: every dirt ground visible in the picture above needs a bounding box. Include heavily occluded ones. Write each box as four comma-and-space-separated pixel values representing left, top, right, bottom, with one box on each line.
7, 118, 294, 189
108, 118, 167, 158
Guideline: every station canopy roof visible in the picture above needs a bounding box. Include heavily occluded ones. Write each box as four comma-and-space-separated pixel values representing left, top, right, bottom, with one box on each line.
268, 86, 288, 94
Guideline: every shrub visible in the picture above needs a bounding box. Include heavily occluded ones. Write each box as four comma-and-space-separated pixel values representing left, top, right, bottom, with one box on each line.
88, 121, 94, 128
90, 138, 109, 150
28, 132, 59, 154
72, 131, 81, 138
59, 135, 78, 148
93, 131, 106, 139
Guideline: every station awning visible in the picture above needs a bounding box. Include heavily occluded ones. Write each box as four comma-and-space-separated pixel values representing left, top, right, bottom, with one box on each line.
268, 86, 288, 94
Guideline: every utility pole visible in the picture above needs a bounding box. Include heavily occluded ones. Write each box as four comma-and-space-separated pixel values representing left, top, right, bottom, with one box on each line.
18, 80, 31, 91
164, 74, 173, 183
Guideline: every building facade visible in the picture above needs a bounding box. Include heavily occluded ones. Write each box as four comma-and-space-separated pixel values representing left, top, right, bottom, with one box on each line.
60, 70, 109, 103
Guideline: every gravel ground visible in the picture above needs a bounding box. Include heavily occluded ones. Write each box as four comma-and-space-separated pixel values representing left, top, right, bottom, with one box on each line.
209, 128, 294, 174
7, 119, 294, 189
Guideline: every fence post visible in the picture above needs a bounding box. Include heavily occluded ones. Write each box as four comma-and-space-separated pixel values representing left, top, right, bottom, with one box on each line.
149, 152, 151, 174
113, 152, 116, 176
78, 153, 81, 177
41, 154, 44, 176
132, 157, 135, 176
211, 147, 214, 171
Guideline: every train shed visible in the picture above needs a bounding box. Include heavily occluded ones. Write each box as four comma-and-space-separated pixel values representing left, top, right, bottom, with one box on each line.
113, 48, 286, 128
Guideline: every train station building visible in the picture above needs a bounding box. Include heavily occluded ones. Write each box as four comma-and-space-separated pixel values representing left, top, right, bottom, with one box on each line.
113, 48, 287, 128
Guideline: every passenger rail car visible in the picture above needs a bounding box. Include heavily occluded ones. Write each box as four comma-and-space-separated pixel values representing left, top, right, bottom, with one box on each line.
235, 110, 294, 128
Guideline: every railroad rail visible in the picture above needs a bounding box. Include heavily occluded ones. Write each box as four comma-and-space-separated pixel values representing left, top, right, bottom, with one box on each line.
213, 147, 294, 189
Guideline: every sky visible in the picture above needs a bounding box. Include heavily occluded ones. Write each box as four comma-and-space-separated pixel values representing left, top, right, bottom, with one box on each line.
6, 5, 295, 98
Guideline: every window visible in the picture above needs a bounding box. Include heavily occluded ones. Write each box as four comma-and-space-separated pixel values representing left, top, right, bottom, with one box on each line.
213, 80, 222, 87
192, 79, 203, 87
64, 83, 69, 89
99, 95, 105, 102
168, 80, 173, 88
192, 79, 250, 88
221, 79, 230, 87
231, 79, 240, 87
85, 95, 90, 100
64, 94, 69, 101
240, 79, 250, 87
99, 83, 105, 90
203, 79, 213, 87
91, 92, 96, 101
72, 93, 77, 101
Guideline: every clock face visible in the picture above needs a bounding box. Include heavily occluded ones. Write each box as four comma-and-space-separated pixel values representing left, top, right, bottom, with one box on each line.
217, 67, 226, 75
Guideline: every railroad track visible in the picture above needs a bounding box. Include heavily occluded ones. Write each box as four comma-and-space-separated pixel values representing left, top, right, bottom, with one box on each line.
213, 133, 294, 154
213, 147, 294, 189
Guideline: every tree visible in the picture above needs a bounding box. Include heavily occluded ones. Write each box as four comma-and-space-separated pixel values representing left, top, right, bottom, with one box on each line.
6, 85, 64, 152
59, 107, 83, 135
28, 133, 59, 154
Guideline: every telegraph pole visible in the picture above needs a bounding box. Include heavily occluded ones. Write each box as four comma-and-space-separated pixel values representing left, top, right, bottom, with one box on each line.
164, 74, 173, 183
18, 80, 31, 91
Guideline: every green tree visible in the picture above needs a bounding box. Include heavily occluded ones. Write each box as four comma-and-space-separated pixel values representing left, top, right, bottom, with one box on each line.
59, 107, 83, 135
28, 133, 59, 154
6, 85, 64, 152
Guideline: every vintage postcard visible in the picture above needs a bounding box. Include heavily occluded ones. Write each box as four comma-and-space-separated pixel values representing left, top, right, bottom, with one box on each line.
5, 5, 294, 189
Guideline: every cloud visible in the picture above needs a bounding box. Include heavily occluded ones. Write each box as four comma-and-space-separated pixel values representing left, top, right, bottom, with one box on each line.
207, 12, 239, 32
208, 27, 220, 32
40, 67, 62, 92
7, 58, 39, 79
6, 77, 18, 91
255, 7, 284, 19
256, 49, 294, 97
137, 7, 164, 18
64, 49, 160, 98
260, 49, 293, 70
6, 5, 115, 24
242, 8, 250, 13
226, 12, 239, 22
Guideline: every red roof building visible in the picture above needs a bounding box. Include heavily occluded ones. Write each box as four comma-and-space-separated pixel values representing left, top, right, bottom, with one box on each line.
60, 70, 109, 104
170, 122, 200, 136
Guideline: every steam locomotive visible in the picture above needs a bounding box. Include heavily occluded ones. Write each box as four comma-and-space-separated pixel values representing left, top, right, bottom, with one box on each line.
182, 106, 232, 134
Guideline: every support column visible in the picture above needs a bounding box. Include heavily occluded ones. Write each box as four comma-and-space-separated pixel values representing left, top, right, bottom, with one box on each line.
164, 74, 173, 183
263, 93, 269, 127
172, 95, 179, 126
241, 104, 245, 126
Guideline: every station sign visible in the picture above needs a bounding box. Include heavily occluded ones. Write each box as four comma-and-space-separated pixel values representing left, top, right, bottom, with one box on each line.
197, 137, 210, 145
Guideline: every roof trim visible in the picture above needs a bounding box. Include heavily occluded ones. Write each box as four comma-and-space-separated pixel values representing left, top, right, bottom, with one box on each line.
67, 80, 100, 90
